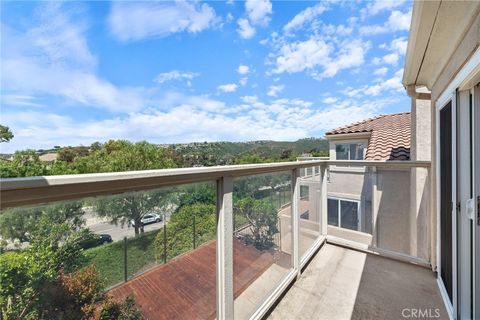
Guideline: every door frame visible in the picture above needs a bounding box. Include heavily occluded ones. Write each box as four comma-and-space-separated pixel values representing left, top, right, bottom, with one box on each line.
473, 84, 479, 320
435, 97, 456, 319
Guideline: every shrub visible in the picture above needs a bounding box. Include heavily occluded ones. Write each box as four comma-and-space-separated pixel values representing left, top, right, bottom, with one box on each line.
59, 264, 103, 317
99, 295, 142, 320
154, 204, 216, 261
235, 198, 278, 249
0, 224, 87, 319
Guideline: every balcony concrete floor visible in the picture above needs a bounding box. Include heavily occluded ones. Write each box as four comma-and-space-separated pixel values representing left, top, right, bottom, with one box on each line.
268, 244, 448, 320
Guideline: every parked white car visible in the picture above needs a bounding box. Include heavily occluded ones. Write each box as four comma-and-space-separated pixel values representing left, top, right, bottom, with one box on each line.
131, 213, 162, 226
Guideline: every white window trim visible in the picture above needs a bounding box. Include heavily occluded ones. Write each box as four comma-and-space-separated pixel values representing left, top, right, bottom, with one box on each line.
327, 197, 361, 232
335, 142, 366, 161
329, 140, 368, 173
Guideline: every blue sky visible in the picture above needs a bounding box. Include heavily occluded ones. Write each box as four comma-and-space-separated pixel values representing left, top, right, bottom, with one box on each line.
1, 0, 412, 152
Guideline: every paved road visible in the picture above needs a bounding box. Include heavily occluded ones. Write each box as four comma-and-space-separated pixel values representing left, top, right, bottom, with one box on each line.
2, 205, 177, 249
87, 217, 166, 241
83, 207, 173, 242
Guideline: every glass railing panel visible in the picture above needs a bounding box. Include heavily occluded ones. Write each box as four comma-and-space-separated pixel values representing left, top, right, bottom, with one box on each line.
298, 166, 322, 259
375, 166, 430, 260
0, 181, 217, 320
326, 164, 373, 244
233, 171, 293, 320
326, 164, 430, 261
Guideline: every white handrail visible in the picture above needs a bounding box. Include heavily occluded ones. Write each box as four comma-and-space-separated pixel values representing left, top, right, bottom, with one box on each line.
0, 160, 430, 209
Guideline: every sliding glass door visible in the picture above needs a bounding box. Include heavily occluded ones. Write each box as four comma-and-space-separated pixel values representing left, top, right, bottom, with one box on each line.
439, 101, 454, 304
474, 84, 480, 320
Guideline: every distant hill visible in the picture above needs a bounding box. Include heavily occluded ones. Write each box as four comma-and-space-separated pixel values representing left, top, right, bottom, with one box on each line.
4, 138, 329, 168
169, 138, 329, 167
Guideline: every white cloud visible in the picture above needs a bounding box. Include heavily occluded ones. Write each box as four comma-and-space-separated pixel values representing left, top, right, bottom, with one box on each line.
237, 64, 250, 75
273, 38, 331, 74
154, 70, 199, 84
108, 1, 217, 41
28, 3, 96, 69
2, 94, 390, 153
237, 0, 271, 39
388, 10, 411, 31
343, 69, 404, 97
272, 37, 369, 79
373, 52, 399, 66
237, 18, 256, 39
364, 69, 404, 96
283, 3, 327, 34
1, 94, 45, 108
217, 83, 238, 93
360, 10, 411, 35
362, 0, 407, 16
374, 67, 388, 76
372, 37, 406, 67
382, 52, 399, 65
322, 97, 337, 104
245, 0, 272, 26
1, 3, 149, 113
239, 77, 248, 86
267, 84, 285, 97
389, 37, 408, 55
241, 95, 258, 103
320, 23, 354, 37
321, 40, 369, 78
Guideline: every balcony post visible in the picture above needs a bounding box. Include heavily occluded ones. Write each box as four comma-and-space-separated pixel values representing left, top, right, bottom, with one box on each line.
320, 164, 328, 236
292, 168, 300, 278
216, 177, 234, 320
372, 166, 379, 247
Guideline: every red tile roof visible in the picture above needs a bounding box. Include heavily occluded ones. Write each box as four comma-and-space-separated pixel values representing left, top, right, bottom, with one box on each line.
326, 112, 411, 160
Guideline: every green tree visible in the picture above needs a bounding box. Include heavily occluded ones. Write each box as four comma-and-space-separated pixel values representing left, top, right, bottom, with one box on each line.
176, 183, 215, 209
73, 140, 176, 173
57, 146, 90, 163
95, 190, 172, 236
78, 140, 177, 236
0, 150, 46, 177
235, 198, 278, 249
0, 124, 13, 142
0, 202, 85, 243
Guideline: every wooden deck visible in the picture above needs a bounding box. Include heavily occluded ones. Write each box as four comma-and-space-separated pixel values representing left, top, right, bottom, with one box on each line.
108, 238, 290, 320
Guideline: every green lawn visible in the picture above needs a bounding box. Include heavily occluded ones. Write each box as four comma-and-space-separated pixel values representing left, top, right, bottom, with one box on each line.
84, 229, 160, 289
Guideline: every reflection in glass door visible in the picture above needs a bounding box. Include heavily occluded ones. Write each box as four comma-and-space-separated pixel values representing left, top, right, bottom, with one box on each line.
439, 101, 453, 304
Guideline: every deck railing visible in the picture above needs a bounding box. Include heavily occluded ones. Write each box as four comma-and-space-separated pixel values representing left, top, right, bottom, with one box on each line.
0, 159, 431, 320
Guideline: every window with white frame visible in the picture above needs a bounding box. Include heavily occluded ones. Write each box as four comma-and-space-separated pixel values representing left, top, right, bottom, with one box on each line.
327, 198, 360, 231
335, 143, 364, 160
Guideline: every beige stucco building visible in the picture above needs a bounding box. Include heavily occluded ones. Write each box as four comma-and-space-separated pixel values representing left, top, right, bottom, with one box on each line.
322, 112, 430, 260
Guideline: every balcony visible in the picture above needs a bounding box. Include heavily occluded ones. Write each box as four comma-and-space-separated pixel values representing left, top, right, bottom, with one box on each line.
0, 160, 447, 319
